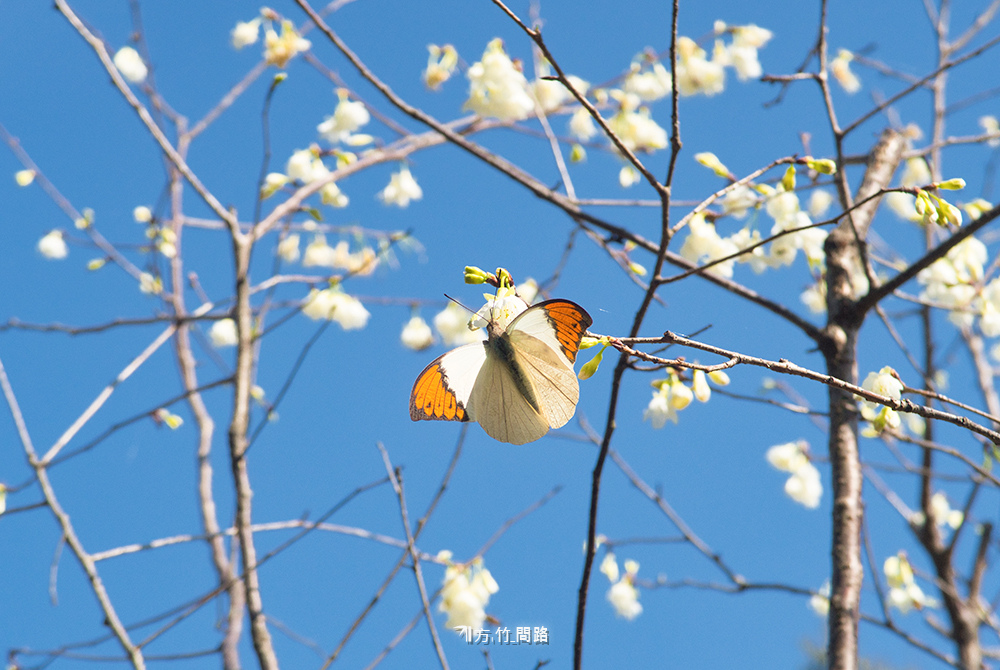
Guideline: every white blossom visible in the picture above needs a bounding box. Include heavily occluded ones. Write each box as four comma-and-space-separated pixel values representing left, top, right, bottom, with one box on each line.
464, 38, 535, 121
378, 166, 423, 208
209, 318, 238, 348
37, 230, 68, 259
113, 46, 148, 84
277, 234, 300, 263
231, 18, 261, 50
400, 316, 434, 350
433, 302, 484, 346
438, 557, 499, 631
830, 49, 861, 94
604, 556, 642, 620
302, 289, 370, 330
424, 44, 458, 90
809, 581, 831, 617
766, 440, 822, 508
264, 20, 311, 68
675, 37, 725, 96
318, 89, 372, 145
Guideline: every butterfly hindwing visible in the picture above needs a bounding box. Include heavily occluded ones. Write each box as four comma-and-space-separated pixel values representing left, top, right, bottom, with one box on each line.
508, 331, 580, 429
469, 348, 550, 445
409, 342, 487, 422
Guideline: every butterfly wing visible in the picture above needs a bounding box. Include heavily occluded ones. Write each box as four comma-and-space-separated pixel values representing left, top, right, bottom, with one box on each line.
409, 342, 487, 422
507, 300, 593, 429
469, 345, 551, 445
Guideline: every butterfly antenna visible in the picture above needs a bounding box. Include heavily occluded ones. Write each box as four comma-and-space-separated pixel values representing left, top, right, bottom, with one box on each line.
443, 294, 477, 316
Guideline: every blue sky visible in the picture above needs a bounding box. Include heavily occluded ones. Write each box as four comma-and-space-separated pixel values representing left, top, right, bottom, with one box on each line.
2, 0, 999, 668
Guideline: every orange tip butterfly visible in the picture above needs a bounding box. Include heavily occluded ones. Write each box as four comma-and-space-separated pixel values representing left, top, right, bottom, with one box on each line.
410, 297, 593, 444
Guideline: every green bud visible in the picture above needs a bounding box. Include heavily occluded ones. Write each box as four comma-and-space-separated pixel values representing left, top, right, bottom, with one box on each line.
781, 165, 796, 192
937, 178, 966, 190
464, 266, 489, 284
806, 157, 837, 175
578, 345, 605, 380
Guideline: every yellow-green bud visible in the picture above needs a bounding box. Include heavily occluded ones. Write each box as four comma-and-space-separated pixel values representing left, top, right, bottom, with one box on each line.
806, 157, 837, 175
936, 178, 966, 190
781, 165, 796, 192
694, 152, 730, 179
578, 345, 606, 380
570, 143, 586, 163
464, 266, 489, 284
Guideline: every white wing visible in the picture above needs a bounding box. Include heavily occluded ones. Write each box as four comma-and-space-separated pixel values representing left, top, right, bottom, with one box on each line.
507, 300, 593, 429
469, 349, 550, 445
508, 333, 579, 429
410, 342, 487, 422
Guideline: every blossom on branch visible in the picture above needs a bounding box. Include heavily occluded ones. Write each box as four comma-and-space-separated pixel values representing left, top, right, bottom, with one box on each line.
464, 38, 535, 122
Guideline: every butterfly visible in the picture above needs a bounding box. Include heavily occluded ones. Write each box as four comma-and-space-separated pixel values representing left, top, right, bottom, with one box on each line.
410, 296, 593, 444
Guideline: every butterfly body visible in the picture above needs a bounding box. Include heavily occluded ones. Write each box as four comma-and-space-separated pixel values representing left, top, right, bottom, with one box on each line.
410, 299, 593, 444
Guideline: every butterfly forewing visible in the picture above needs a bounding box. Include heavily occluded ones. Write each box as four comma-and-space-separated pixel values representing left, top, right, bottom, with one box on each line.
507, 299, 593, 366
409, 342, 486, 422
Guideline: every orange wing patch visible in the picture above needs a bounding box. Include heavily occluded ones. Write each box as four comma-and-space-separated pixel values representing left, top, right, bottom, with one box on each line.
410, 361, 468, 422
543, 301, 593, 363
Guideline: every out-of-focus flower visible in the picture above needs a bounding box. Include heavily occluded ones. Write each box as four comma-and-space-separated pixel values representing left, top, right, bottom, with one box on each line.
766, 440, 822, 508
302, 288, 370, 330
809, 190, 834, 219
679, 213, 738, 278
608, 91, 668, 152
153, 408, 183, 429
810, 581, 831, 616
209, 318, 239, 348
15, 169, 35, 187
434, 302, 485, 346
114, 46, 148, 84
401, 315, 434, 350
623, 57, 672, 101
675, 36, 725, 96
264, 20, 311, 68
231, 18, 262, 49
532, 61, 589, 112
139, 272, 162, 295
884, 552, 937, 614
830, 49, 861, 94
603, 554, 643, 620
133, 206, 153, 223
910, 491, 964, 530
438, 553, 499, 631
464, 38, 535, 121
317, 89, 372, 145
569, 107, 597, 142
424, 44, 458, 90
980, 115, 1000, 148
378, 165, 423, 207
277, 233, 300, 263
38, 230, 68, 259
859, 366, 904, 435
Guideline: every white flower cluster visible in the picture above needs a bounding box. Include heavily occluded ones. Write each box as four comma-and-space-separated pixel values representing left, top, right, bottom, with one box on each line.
437, 552, 499, 631
600, 553, 643, 620
464, 38, 536, 122
809, 580, 831, 616
917, 236, 1000, 338
884, 552, 937, 614
766, 440, 822, 509
643, 368, 730, 428
859, 366, 904, 436
910, 491, 964, 530
301, 288, 370, 330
